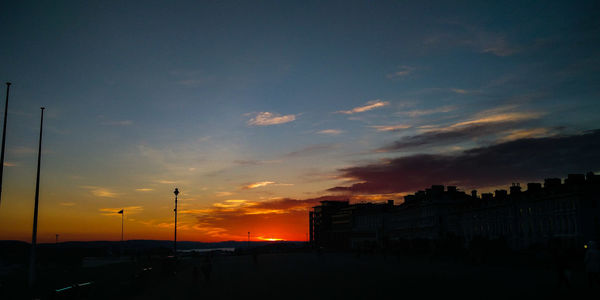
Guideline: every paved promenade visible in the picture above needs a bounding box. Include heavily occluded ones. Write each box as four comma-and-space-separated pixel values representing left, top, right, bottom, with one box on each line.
129, 252, 595, 299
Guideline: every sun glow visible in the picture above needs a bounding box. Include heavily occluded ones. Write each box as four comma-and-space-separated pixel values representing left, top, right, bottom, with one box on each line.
257, 236, 285, 242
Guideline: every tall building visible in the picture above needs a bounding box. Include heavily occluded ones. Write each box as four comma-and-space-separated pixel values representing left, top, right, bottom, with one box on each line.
309, 172, 600, 251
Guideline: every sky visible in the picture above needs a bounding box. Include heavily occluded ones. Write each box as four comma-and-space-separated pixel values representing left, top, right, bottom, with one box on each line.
0, 0, 599, 243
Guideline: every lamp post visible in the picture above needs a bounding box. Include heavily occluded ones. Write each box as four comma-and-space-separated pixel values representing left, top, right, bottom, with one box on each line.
29, 107, 45, 289
118, 209, 124, 242
0, 82, 11, 208
173, 188, 179, 255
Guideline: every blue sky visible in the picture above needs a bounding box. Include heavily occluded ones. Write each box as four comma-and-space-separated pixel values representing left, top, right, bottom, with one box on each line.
0, 1, 599, 242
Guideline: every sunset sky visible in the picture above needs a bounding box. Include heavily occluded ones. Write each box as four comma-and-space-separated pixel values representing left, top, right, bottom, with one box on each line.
0, 1, 599, 243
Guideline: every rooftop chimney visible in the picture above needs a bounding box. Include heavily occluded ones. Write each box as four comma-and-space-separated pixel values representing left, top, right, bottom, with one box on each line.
510, 183, 521, 195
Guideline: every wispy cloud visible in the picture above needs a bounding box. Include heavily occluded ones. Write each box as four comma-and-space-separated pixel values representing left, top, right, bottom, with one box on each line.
81, 186, 118, 198
397, 105, 456, 118
247, 112, 296, 126
317, 129, 343, 135
3, 162, 17, 167
370, 124, 412, 132
336, 100, 389, 114
450, 88, 477, 94
498, 128, 556, 142
233, 159, 281, 166
101, 120, 133, 126
284, 144, 339, 157
215, 191, 234, 197
423, 24, 520, 57
157, 179, 177, 184
9, 146, 35, 155
387, 66, 415, 79
212, 199, 253, 208
450, 111, 543, 128
135, 188, 153, 192
242, 181, 275, 189
379, 107, 544, 152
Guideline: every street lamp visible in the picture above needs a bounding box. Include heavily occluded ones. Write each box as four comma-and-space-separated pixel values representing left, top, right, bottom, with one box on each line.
173, 188, 179, 255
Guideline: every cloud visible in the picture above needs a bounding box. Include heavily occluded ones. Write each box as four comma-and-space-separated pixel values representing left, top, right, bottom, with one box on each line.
397, 105, 456, 118
424, 25, 519, 57
9, 146, 35, 155
317, 129, 343, 135
184, 194, 408, 241
247, 112, 296, 126
242, 181, 275, 189
336, 100, 389, 114
3, 162, 16, 167
135, 188, 153, 192
213, 199, 253, 208
379, 109, 544, 152
284, 144, 339, 157
387, 66, 415, 79
498, 128, 556, 143
450, 111, 543, 128
215, 191, 234, 197
370, 124, 412, 132
99, 206, 143, 216
101, 120, 133, 126
81, 186, 118, 198
157, 179, 177, 184
233, 159, 282, 165
330, 130, 600, 194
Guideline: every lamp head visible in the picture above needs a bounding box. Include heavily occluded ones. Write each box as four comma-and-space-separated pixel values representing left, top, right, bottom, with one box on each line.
174, 188, 179, 196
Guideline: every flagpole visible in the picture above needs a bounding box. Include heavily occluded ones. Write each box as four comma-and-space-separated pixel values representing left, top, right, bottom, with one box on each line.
173, 188, 179, 255
0, 82, 12, 208
121, 210, 124, 242
29, 107, 45, 289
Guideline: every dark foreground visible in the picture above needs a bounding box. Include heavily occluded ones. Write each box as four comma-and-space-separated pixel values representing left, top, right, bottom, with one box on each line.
2, 251, 598, 299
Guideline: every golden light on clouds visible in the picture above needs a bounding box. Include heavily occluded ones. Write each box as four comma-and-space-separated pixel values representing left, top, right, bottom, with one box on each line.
215, 191, 234, 197
451, 112, 543, 128
370, 124, 412, 132
317, 129, 343, 135
499, 128, 552, 142
336, 100, 389, 114
242, 181, 275, 189
81, 186, 118, 198
247, 112, 296, 126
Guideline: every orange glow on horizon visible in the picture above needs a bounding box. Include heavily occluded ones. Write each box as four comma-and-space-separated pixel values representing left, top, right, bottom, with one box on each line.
257, 236, 285, 242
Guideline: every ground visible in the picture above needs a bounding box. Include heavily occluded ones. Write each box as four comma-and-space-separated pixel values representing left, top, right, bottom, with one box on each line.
131, 252, 594, 299
3, 250, 597, 299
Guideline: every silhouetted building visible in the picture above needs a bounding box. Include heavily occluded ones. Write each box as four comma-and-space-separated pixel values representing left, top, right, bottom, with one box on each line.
309, 172, 600, 251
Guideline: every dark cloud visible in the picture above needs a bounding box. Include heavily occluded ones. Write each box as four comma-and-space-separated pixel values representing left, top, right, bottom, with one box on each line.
330, 130, 600, 194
